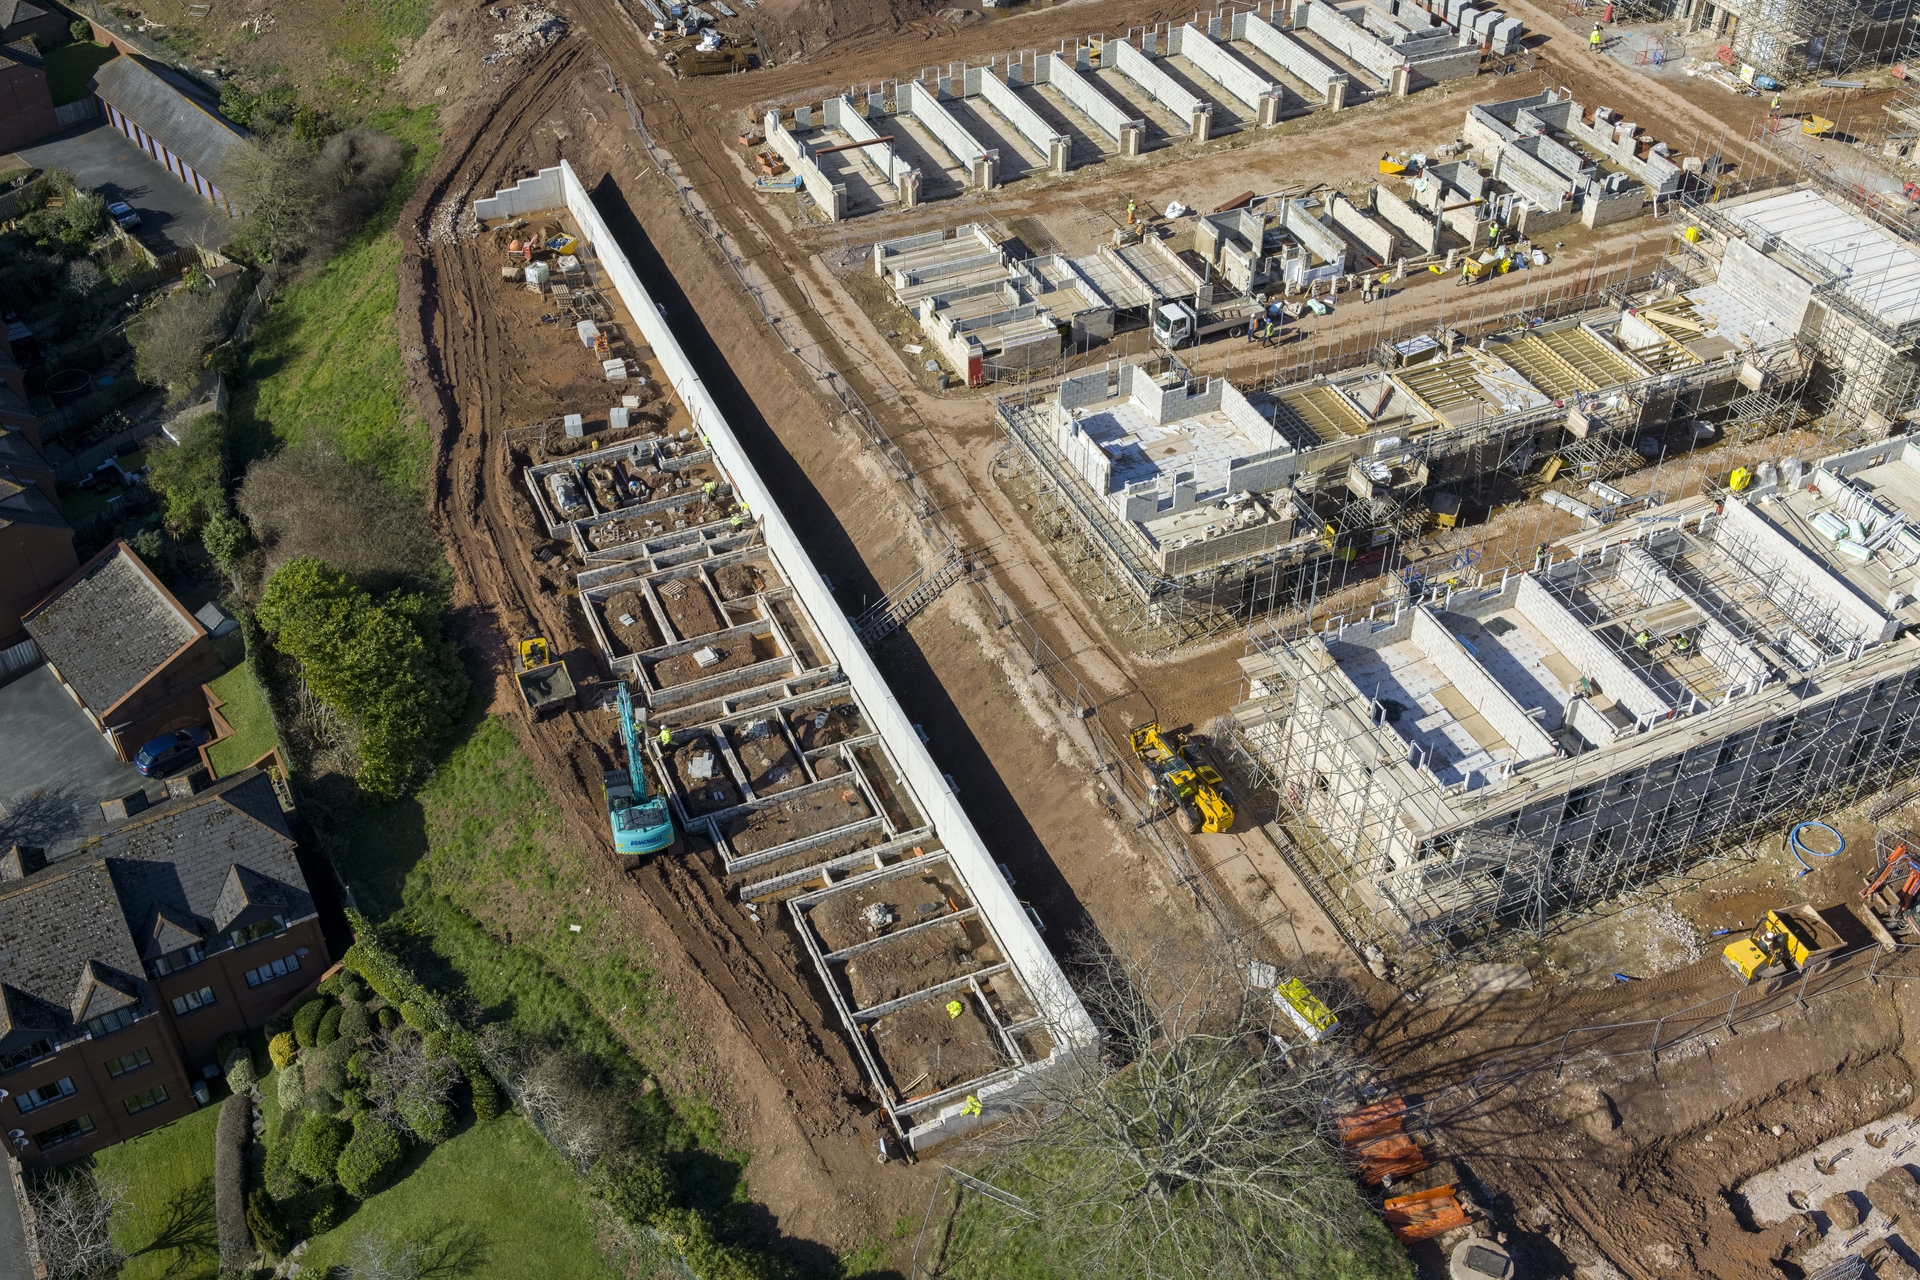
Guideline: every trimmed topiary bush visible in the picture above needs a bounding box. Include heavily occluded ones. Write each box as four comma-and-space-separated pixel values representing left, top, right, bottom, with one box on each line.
338, 999, 371, 1041
268, 1032, 297, 1070
399, 1091, 454, 1145
277, 1062, 305, 1113
335, 1114, 405, 1198
264, 1132, 305, 1200
214, 1093, 251, 1270
247, 1187, 287, 1256
316, 1005, 343, 1047
397, 1000, 430, 1032
288, 1113, 349, 1183
421, 1029, 448, 1060
470, 1073, 503, 1121
341, 1086, 366, 1114
292, 998, 327, 1049
226, 1054, 256, 1094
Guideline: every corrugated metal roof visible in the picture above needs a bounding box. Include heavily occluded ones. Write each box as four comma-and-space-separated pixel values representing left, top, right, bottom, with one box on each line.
1725, 188, 1920, 330
91, 54, 250, 189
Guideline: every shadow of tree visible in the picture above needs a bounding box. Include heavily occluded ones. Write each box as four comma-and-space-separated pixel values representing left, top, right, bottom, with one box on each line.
126, 1174, 218, 1275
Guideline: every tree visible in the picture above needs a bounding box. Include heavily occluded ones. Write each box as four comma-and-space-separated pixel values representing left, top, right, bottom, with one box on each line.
131, 287, 227, 405
336, 1114, 405, 1198
513, 1050, 632, 1169
976, 929, 1393, 1280
362, 1031, 461, 1142
237, 445, 441, 596
346, 1232, 426, 1280
288, 1114, 350, 1184
257, 558, 466, 797
147, 411, 229, 533
224, 127, 402, 270
70, 18, 91, 41
26, 1170, 126, 1280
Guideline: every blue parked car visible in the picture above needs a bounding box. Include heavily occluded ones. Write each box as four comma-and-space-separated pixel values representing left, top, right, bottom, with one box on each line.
134, 726, 210, 777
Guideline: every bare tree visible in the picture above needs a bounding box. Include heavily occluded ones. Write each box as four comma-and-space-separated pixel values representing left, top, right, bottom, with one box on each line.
26, 1170, 127, 1280
346, 1231, 424, 1280
362, 1031, 460, 1136
513, 1049, 632, 1170
131, 288, 227, 404
975, 928, 1382, 1280
236, 444, 441, 596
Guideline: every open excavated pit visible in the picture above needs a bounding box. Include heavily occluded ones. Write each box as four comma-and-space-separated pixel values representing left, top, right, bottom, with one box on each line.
869, 993, 1004, 1098
670, 732, 740, 815
599, 589, 664, 655
656, 576, 726, 638
727, 784, 873, 856
649, 631, 778, 688
809, 867, 971, 952
843, 918, 1003, 1010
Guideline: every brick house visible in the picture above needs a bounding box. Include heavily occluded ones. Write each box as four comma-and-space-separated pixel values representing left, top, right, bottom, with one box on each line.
0, 769, 330, 1167
0, 0, 70, 48
22, 541, 223, 761
0, 37, 56, 155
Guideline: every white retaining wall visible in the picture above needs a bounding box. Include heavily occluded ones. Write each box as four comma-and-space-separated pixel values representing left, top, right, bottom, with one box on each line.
1178, 23, 1281, 118
537, 159, 1094, 1143
474, 168, 564, 220
1240, 12, 1348, 102
762, 110, 849, 220
1112, 38, 1209, 128
1035, 52, 1145, 143
900, 80, 997, 187
972, 70, 1072, 172
1304, 1, 1401, 84
823, 96, 917, 192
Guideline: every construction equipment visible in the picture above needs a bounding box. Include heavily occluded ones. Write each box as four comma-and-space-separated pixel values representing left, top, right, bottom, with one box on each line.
1129, 722, 1235, 833
1862, 840, 1920, 931
1379, 152, 1410, 175
1151, 297, 1263, 350
513, 637, 575, 716
1721, 905, 1844, 981
1802, 114, 1836, 136
1272, 975, 1339, 1042
605, 683, 675, 856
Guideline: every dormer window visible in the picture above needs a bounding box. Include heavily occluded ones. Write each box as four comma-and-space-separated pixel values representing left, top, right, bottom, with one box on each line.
85, 1007, 137, 1039
0, 1039, 55, 1073
229, 914, 288, 949
149, 945, 205, 977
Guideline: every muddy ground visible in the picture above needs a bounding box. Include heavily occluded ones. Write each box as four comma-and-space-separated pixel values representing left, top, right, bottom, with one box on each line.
391, 0, 1920, 1269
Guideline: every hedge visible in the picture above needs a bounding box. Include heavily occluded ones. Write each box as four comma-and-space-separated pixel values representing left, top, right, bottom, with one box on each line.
289, 1114, 349, 1183
316, 1005, 344, 1047
246, 1188, 287, 1256
268, 1032, 297, 1070
336, 1114, 404, 1198
214, 1093, 252, 1269
293, 998, 327, 1049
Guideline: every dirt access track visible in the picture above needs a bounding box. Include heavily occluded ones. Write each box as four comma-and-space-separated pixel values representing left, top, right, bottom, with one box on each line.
389, 0, 1881, 1268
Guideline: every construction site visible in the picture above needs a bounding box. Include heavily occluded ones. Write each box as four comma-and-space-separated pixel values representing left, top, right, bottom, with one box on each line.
385, 0, 1920, 1271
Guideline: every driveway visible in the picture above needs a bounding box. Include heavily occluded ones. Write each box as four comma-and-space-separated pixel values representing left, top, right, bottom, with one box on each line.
0, 663, 147, 856
14, 121, 234, 254
0, 1171, 26, 1280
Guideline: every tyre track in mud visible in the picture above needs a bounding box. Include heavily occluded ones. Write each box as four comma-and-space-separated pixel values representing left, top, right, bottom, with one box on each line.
395, 32, 896, 1238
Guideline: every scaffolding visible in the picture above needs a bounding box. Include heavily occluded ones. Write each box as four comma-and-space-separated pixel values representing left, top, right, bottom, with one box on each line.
1226, 465, 1920, 959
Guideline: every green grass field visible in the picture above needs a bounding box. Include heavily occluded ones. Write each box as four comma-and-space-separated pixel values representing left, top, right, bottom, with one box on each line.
230, 105, 439, 495
205, 662, 277, 776
92, 1103, 221, 1280
43, 42, 117, 106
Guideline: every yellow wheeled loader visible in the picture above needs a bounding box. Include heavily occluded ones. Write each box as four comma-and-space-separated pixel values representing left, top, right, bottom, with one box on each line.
1129, 722, 1235, 834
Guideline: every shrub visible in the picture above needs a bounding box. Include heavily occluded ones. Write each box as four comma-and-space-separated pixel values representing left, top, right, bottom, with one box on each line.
280, 1183, 338, 1238
590, 1151, 676, 1227
470, 1073, 503, 1121
214, 1094, 251, 1269
342, 941, 403, 1005
342, 1086, 366, 1114
276, 1062, 306, 1115
335, 1114, 405, 1198
215, 1032, 243, 1069
257, 558, 467, 799
288, 1114, 349, 1183
268, 1032, 297, 1070
263, 1137, 305, 1200
237, 446, 443, 597
398, 1090, 454, 1146
377, 1006, 400, 1033
292, 998, 327, 1049
131, 286, 229, 409
226, 1055, 256, 1094
397, 1000, 430, 1032
316, 1005, 343, 1047
70, 17, 90, 40
347, 1050, 368, 1084
246, 1188, 286, 1256
421, 1029, 448, 1060
338, 999, 371, 1041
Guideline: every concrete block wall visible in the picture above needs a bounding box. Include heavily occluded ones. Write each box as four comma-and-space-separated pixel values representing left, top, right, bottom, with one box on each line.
474, 168, 564, 220
1180, 24, 1284, 123
871, 229, 945, 274
900, 81, 998, 188
1529, 131, 1592, 185
827, 96, 918, 195
1241, 12, 1349, 104
1278, 198, 1349, 271
1054, 407, 1116, 495
1514, 574, 1670, 720
1161, 513, 1293, 572
1135, 373, 1227, 425
1493, 140, 1575, 213
975, 72, 1073, 173
1227, 445, 1297, 494
1718, 500, 1898, 645
1566, 108, 1683, 196
1719, 238, 1814, 335
763, 111, 848, 220
1412, 607, 1559, 761
1617, 545, 1769, 692
1035, 52, 1147, 145
1223, 380, 1282, 443
1113, 38, 1212, 138
1330, 192, 1398, 263
1373, 184, 1441, 255
1582, 185, 1646, 230
1405, 44, 1482, 85
1304, 0, 1401, 83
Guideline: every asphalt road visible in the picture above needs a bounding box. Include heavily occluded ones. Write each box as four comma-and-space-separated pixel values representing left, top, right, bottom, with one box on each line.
0, 663, 146, 855
14, 120, 234, 254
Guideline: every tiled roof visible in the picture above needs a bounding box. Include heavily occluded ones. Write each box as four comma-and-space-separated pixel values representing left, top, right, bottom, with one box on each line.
24, 542, 198, 714
91, 55, 249, 188
0, 859, 151, 1059
0, 1, 49, 29
0, 466, 70, 534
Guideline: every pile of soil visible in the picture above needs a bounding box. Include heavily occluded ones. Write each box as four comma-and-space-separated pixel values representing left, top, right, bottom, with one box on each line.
671, 734, 739, 815
714, 560, 772, 601
791, 703, 862, 751
651, 632, 775, 688
809, 870, 966, 952
733, 718, 805, 795
600, 591, 663, 654
728, 785, 871, 856
814, 756, 846, 779
844, 919, 998, 1009
657, 576, 725, 638
869, 994, 1002, 1098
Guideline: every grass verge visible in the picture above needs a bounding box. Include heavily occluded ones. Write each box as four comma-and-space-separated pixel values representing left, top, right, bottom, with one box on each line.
205, 661, 277, 775
92, 1103, 221, 1280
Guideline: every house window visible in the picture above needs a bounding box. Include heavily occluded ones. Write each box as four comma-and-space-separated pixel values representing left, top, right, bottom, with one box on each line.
230, 915, 289, 949
150, 945, 205, 977
244, 954, 301, 988
105, 1048, 153, 1079
15, 1078, 76, 1114
122, 1086, 169, 1116
34, 1115, 94, 1149
171, 987, 216, 1016
0, 1038, 54, 1073
85, 1008, 138, 1039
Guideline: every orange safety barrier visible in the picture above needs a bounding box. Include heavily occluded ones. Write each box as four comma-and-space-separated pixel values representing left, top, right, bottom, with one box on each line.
1355, 1132, 1427, 1186
1338, 1097, 1408, 1145
1384, 1185, 1471, 1242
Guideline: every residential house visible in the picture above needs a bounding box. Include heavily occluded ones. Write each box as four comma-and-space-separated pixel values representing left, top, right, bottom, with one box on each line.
22, 542, 221, 759
0, 37, 56, 152
0, 0, 69, 47
0, 769, 329, 1166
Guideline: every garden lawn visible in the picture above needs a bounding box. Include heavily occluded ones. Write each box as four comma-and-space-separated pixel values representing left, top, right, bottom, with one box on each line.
206, 662, 277, 776
292, 1115, 620, 1280
44, 42, 117, 105
92, 1102, 222, 1280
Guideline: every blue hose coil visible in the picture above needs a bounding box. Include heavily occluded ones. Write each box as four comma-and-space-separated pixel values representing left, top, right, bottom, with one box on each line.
1787, 821, 1844, 878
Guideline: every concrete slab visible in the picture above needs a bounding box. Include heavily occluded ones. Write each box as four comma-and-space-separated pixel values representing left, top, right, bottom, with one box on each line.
14, 121, 235, 255
0, 663, 148, 855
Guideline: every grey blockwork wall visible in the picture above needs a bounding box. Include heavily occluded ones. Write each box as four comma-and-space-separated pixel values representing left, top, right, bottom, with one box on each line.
1720, 238, 1815, 334
1330, 192, 1397, 262
1717, 501, 1898, 645
1514, 574, 1670, 720
762, 111, 848, 220
1411, 607, 1558, 762
1228, 445, 1297, 494
1057, 367, 1120, 412
1278, 198, 1349, 269
1160, 515, 1293, 573
1304, 1, 1400, 83
1617, 545, 1770, 691
825, 96, 918, 192
900, 80, 996, 180
1135, 373, 1227, 425
1406, 44, 1483, 85
871, 229, 946, 274
1566, 108, 1683, 196
1493, 140, 1575, 212
974, 71, 1072, 171
1241, 12, 1347, 99
474, 168, 564, 219
1112, 38, 1207, 121
1178, 23, 1279, 114
1035, 52, 1144, 142
1373, 184, 1440, 255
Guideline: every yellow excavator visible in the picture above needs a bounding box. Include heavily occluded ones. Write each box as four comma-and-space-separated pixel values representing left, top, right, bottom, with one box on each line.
1129, 722, 1235, 834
